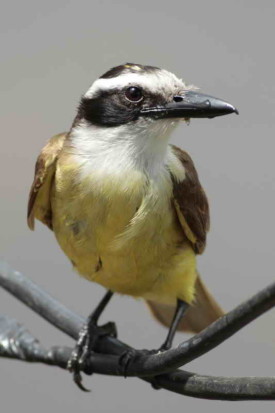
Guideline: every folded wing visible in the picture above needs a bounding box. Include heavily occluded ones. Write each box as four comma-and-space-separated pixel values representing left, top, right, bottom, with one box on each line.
27, 133, 66, 230
147, 145, 224, 333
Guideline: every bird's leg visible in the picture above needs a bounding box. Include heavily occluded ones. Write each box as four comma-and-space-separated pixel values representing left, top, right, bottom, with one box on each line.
68, 290, 115, 391
119, 299, 189, 378
159, 299, 189, 350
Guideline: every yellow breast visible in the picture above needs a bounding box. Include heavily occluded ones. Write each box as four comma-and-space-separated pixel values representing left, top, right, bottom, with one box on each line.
51, 152, 197, 305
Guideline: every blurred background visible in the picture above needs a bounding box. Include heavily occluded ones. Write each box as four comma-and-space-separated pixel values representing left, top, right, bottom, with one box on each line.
1, 0, 275, 411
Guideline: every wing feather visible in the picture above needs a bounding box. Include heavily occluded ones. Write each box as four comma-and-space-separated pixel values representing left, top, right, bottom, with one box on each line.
170, 145, 210, 254
27, 133, 66, 230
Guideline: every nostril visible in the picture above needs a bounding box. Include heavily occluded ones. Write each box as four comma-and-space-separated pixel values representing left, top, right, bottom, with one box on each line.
173, 96, 183, 103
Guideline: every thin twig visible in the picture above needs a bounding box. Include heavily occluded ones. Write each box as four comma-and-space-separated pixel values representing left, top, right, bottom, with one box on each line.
1, 261, 275, 400
1, 261, 275, 376
2, 314, 275, 401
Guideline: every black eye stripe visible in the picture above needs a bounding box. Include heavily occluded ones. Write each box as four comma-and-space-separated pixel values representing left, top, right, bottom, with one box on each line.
76, 87, 166, 127
78, 93, 140, 127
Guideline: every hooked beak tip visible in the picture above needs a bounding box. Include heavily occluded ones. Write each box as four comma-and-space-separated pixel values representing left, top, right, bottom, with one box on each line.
223, 101, 239, 116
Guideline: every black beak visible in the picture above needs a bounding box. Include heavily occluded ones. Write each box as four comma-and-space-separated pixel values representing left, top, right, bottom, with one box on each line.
140, 90, 238, 119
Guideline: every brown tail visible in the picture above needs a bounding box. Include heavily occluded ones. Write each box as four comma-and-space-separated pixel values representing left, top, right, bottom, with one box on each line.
146, 274, 224, 334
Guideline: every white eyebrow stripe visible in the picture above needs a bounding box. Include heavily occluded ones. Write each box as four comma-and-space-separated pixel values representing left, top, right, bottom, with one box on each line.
84, 71, 186, 99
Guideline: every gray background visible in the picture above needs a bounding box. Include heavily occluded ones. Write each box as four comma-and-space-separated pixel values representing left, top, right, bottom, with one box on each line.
1, 0, 275, 411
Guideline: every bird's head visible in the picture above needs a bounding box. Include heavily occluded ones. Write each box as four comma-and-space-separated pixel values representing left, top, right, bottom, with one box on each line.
69, 64, 238, 171
75, 63, 238, 129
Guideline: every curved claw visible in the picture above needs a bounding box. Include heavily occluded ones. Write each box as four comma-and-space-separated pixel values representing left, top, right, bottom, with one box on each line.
73, 371, 91, 392
68, 351, 90, 392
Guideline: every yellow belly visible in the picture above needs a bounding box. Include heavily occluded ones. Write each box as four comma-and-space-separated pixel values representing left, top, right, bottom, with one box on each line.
51, 155, 197, 305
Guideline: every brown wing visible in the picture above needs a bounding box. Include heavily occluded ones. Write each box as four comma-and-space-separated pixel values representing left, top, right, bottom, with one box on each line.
27, 132, 66, 230
170, 144, 210, 254
146, 145, 224, 334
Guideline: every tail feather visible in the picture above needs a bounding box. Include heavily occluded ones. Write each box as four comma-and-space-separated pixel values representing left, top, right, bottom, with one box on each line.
146, 274, 224, 334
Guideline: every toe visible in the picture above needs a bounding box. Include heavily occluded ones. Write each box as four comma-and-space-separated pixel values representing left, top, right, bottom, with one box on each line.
100, 321, 117, 338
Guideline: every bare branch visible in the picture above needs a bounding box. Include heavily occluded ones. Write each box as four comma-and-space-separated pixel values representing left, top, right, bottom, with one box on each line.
149, 372, 275, 401
1, 261, 275, 400
0, 315, 67, 368
0, 262, 83, 340
2, 314, 275, 401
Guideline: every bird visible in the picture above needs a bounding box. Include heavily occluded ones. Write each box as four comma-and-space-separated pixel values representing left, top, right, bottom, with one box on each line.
27, 63, 238, 389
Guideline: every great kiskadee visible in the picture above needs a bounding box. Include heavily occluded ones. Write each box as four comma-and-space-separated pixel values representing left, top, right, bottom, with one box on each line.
28, 63, 238, 389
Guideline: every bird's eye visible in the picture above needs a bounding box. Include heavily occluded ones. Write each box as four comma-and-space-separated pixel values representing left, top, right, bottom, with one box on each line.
125, 86, 143, 102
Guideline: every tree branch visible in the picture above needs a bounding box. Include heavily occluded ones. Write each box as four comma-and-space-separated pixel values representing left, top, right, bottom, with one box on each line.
1, 261, 275, 400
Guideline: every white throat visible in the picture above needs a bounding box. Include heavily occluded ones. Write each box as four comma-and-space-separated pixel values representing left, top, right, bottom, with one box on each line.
67, 119, 179, 178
